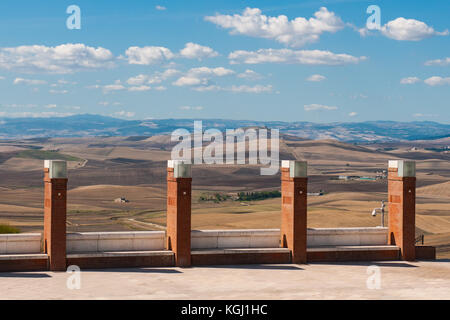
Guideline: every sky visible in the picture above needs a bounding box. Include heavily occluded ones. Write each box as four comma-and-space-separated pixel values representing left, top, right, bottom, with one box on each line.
0, 0, 448, 123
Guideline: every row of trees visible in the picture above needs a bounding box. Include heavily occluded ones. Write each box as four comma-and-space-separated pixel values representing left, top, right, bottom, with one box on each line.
198, 190, 281, 203
237, 190, 281, 201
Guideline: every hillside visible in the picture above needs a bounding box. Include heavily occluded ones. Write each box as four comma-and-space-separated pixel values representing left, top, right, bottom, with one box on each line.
0, 114, 449, 142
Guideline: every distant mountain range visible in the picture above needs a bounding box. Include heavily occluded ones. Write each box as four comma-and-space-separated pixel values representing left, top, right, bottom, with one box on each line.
0, 114, 449, 142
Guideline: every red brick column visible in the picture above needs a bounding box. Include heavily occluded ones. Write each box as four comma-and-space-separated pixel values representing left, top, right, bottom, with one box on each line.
281, 160, 307, 264
388, 160, 416, 261
166, 160, 192, 267
43, 160, 68, 271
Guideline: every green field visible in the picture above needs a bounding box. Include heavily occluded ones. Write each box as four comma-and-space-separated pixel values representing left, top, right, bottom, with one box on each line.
0, 223, 20, 234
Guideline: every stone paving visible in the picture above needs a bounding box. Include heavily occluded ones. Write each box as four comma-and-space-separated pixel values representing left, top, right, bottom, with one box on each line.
0, 260, 449, 299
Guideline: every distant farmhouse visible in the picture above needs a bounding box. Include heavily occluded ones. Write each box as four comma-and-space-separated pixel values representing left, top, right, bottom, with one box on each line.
114, 197, 129, 203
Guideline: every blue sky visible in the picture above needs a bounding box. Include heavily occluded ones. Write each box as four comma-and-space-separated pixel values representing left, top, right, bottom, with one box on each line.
0, 0, 448, 123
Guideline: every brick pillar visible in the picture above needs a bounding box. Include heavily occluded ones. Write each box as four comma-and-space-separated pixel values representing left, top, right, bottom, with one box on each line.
281, 160, 307, 264
388, 160, 416, 261
166, 160, 192, 267
43, 160, 68, 271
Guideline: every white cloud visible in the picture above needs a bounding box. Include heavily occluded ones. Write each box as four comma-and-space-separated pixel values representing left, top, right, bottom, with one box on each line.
98, 101, 109, 106
128, 85, 151, 92
13, 78, 47, 85
0, 44, 114, 74
125, 43, 219, 65
348, 112, 358, 117
127, 74, 148, 85
229, 84, 272, 93
192, 85, 222, 92
0, 76, 4, 80
180, 105, 203, 111
173, 76, 204, 86
179, 43, 219, 59
425, 57, 450, 66
154, 85, 167, 91
237, 69, 262, 80
304, 103, 338, 111
173, 66, 234, 86
380, 17, 449, 41
155, 5, 166, 11
103, 80, 126, 92
45, 104, 57, 109
127, 69, 179, 85
125, 46, 174, 65
113, 111, 135, 118
229, 48, 366, 65
192, 84, 273, 94
400, 77, 421, 84
205, 7, 345, 47
413, 113, 438, 118
49, 89, 69, 94
148, 68, 179, 83
424, 76, 450, 86
306, 74, 326, 82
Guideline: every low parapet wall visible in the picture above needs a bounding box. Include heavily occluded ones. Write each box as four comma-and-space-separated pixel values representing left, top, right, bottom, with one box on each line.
66, 231, 165, 253
192, 227, 388, 249
0, 228, 389, 254
0, 233, 41, 254
307, 227, 388, 247
191, 229, 280, 249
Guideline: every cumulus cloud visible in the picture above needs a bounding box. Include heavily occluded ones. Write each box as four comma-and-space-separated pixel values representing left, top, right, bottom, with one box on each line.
125, 46, 174, 65
304, 103, 337, 111
423, 76, 450, 86
179, 43, 219, 59
306, 74, 326, 82
173, 67, 234, 87
127, 74, 149, 85
425, 57, 450, 66
49, 89, 68, 94
102, 80, 126, 93
125, 43, 219, 65
128, 85, 151, 92
237, 69, 262, 80
0, 44, 115, 74
205, 7, 345, 47
229, 84, 272, 93
380, 17, 448, 41
155, 5, 166, 11
229, 48, 366, 65
349, 112, 358, 117
13, 78, 47, 85
192, 84, 273, 93
127, 69, 179, 85
400, 77, 421, 84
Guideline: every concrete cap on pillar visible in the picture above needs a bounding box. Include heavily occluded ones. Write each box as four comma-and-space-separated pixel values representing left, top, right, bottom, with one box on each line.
168, 160, 192, 178
388, 160, 416, 177
44, 160, 67, 178
281, 160, 307, 178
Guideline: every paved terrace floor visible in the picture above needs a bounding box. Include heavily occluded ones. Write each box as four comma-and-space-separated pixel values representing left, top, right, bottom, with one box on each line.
0, 260, 449, 299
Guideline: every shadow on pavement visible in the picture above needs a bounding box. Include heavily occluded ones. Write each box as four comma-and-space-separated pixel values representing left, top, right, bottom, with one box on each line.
195, 264, 303, 270
84, 267, 183, 273
309, 261, 418, 268
0, 272, 52, 278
